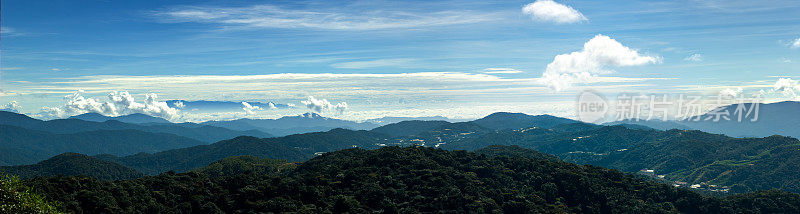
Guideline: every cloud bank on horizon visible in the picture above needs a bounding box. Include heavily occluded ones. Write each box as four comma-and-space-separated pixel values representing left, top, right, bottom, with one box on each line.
39, 91, 181, 121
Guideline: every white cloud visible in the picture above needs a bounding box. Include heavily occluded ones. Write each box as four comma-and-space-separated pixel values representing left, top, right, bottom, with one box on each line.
268, 102, 277, 109
301, 96, 348, 114
522, 0, 587, 24
773, 78, 800, 98
684, 53, 703, 62
719, 87, 743, 97
241, 101, 263, 115
792, 38, 800, 49
153, 5, 495, 31
1, 101, 21, 112
539, 34, 660, 91
482, 68, 524, 74
782, 58, 792, 63
39, 91, 181, 121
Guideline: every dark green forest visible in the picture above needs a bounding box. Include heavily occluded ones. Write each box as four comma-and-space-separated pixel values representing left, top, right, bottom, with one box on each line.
14, 146, 800, 213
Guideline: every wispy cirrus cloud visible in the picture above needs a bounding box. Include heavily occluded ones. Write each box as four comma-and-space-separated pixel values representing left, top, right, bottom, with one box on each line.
151, 4, 497, 31
691, 0, 800, 13
10, 72, 668, 100
482, 68, 524, 74
0, 27, 22, 36
683, 53, 703, 62
330, 58, 416, 69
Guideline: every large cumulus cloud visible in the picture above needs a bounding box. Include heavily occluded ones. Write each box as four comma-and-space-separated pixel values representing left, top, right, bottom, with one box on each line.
301, 96, 348, 114
539, 34, 660, 91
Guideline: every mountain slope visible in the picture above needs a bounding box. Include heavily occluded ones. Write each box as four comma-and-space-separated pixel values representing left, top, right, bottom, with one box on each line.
472, 112, 580, 130
370, 120, 450, 137
0, 125, 206, 165
433, 122, 800, 194
0, 111, 272, 142
25, 146, 800, 213
1, 153, 143, 180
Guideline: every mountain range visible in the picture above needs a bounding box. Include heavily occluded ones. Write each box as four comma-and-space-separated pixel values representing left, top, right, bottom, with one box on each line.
68, 113, 172, 124
607, 101, 800, 138
95, 128, 390, 174
363, 116, 469, 126
0, 125, 204, 165
201, 112, 379, 136
3, 106, 800, 196
0, 111, 273, 142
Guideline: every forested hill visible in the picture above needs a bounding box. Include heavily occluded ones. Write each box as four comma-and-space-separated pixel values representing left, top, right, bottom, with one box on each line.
1, 153, 142, 180
437, 124, 800, 194
96, 128, 391, 174
24, 146, 800, 213
0, 125, 206, 165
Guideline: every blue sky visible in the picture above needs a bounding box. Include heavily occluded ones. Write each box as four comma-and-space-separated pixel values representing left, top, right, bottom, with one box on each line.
1, 0, 799, 122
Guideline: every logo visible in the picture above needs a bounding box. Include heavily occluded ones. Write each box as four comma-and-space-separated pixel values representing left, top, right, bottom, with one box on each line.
576, 90, 608, 123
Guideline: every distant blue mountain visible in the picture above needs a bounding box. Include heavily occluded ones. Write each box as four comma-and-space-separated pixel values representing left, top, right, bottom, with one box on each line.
0, 111, 272, 143
606, 101, 800, 138
0, 108, 18, 113
202, 112, 379, 137
165, 100, 290, 111
472, 112, 582, 130
364, 116, 469, 126
69, 113, 172, 124
0, 125, 205, 165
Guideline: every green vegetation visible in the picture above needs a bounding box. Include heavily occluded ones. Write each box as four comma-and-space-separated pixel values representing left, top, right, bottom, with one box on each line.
1, 173, 61, 213
191, 155, 295, 178
21, 146, 800, 213
435, 124, 800, 194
